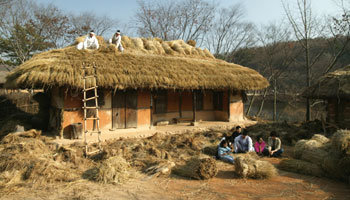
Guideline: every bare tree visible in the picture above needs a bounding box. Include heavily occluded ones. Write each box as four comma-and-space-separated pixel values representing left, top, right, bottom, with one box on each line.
322, 0, 350, 73
69, 12, 117, 39
253, 22, 298, 120
282, 0, 324, 121
0, 0, 44, 64
134, 0, 215, 44
205, 4, 255, 60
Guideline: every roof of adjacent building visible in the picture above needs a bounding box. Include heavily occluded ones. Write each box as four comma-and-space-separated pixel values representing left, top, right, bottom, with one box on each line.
303, 65, 350, 99
5, 36, 269, 90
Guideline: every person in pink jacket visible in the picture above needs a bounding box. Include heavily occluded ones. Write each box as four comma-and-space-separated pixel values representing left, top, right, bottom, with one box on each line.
254, 135, 266, 156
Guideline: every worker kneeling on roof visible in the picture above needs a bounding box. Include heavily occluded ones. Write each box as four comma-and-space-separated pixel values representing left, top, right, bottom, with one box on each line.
109, 30, 124, 52
77, 30, 99, 50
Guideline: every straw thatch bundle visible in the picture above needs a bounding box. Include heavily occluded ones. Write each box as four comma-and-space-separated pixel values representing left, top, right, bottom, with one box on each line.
311, 134, 329, 144
295, 136, 329, 165
322, 152, 345, 180
303, 65, 350, 99
294, 139, 323, 159
173, 156, 218, 180
5, 35, 269, 91
279, 159, 324, 177
300, 147, 328, 165
331, 130, 350, 155
96, 156, 131, 184
234, 154, 277, 179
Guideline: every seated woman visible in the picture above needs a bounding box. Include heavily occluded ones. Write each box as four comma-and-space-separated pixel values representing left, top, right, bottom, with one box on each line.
218, 140, 234, 164
266, 131, 284, 157
254, 135, 266, 156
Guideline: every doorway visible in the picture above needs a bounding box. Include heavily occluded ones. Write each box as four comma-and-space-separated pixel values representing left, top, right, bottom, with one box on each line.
112, 90, 138, 129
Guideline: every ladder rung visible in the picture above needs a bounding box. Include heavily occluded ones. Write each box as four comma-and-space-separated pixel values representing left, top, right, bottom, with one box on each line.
86, 150, 100, 155
83, 75, 96, 79
83, 96, 99, 101
83, 86, 98, 92
83, 106, 99, 109
85, 130, 101, 133
85, 117, 99, 120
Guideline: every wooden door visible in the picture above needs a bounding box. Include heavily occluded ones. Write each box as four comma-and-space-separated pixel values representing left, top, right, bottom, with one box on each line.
112, 90, 138, 129
112, 92, 126, 129
125, 90, 138, 128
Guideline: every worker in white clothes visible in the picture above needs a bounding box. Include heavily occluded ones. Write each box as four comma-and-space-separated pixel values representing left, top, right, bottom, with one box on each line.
77, 30, 99, 50
109, 30, 124, 52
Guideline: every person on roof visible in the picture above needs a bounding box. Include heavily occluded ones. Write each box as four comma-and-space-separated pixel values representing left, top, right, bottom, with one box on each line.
77, 30, 99, 50
109, 30, 124, 52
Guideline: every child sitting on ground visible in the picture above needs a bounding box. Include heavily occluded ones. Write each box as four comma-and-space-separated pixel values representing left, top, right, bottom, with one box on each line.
254, 135, 266, 156
218, 139, 234, 164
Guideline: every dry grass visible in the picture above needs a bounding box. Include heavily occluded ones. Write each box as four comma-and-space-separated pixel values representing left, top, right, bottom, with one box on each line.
234, 154, 277, 179
282, 130, 350, 182
311, 134, 329, 144
173, 155, 218, 180
279, 159, 324, 177
5, 36, 269, 91
331, 129, 350, 155
294, 139, 323, 159
303, 65, 350, 98
0, 131, 82, 189
95, 156, 132, 184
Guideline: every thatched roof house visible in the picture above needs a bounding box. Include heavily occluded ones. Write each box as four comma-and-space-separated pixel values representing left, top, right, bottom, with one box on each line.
303, 66, 350, 128
5, 36, 269, 137
0, 71, 7, 87
5, 36, 268, 90
304, 65, 350, 99
0, 65, 13, 88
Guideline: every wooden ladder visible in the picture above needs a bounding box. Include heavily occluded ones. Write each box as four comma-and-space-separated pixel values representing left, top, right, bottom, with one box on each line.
82, 62, 102, 156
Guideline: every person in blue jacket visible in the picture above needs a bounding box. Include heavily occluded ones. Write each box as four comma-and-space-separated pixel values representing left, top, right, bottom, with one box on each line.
218, 139, 234, 164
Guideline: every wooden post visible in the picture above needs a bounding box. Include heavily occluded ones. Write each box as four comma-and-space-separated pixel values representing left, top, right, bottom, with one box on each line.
150, 91, 153, 128
227, 90, 231, 122
192, 90, 197, 125
179, 91, 182, 118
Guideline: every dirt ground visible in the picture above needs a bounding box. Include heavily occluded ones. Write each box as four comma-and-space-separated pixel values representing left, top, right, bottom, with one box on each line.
1, 121, 349, 200
1, 158, 350, 200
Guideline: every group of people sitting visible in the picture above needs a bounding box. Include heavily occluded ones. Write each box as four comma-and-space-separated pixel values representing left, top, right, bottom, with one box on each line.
76, 30, 124, 52
217, 126, 284, 164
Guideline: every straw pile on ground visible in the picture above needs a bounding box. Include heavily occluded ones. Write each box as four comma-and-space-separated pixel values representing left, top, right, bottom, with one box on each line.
0, 130, 84, 189
95, 156, 132, 184
5, 35, 268, 91
331, 129, 350, 155
173, 156, 218, 180
279, 159, 325, 177
279, 131, 350, 182
234, 153, 277, 179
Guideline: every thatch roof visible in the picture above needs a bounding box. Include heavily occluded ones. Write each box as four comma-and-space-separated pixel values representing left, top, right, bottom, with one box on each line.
5, 36, 269, 90
303, 66, 350, 99
0, 65, 12, 87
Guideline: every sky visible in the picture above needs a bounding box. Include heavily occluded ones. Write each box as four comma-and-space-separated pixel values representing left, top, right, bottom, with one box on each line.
35, 0, 342, 34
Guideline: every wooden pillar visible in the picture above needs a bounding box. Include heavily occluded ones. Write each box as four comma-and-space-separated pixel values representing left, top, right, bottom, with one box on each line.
150, 91, 153, 128
179, 91, 182, 118
227, 90, 231, 122
192, 90, 197, 122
